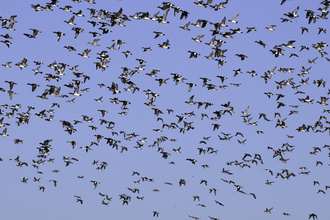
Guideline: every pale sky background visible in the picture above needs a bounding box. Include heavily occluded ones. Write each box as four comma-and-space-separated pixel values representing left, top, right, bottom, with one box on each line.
0, 0, 329, 219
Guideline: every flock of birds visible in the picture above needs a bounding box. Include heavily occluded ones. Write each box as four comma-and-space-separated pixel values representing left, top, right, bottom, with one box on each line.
0, 0, 329, 219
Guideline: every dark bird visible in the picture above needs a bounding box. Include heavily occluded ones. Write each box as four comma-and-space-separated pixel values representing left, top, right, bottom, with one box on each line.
215, 200, 224, 206
158, 39, 170, 49
24, 29, 41, 38
309, 213, 317, 220
154, 31, 165, 38
284, 6, 299, 19
188, 51, 200, 58
53, 31, 65, 41
153, 211, 159, 217
236, 54, 248, 60
72, 27, 84, 39
255, 40, 266, 47
64, 16, 76, 25
1, 40, 12, 48
265, 207, 273, 214
21, 177, 28, 183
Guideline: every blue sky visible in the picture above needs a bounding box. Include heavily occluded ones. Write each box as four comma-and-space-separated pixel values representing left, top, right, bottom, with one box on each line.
0, 0, 329, 219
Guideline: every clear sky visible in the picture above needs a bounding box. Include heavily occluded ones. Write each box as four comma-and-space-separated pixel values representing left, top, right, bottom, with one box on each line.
0, 0, 329, 219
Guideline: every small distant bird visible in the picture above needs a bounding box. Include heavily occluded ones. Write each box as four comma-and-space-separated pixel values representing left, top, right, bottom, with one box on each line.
122, 50, 132, 58
21, 177, 28, 183
154, 31, 165, 38
53, 31, 65, 41
284, 6, 299, 19
228, 14, 239, 23
246, 27, 256, 33
78, 49, 91, 58
185, 95, 195, 105
249, 193, 256, 199
318, 27, 326, 34
0, 128, 9, 136
308, 57, 318, 64
215, 200, 224, 206
192, 34, 204, 42
180, 21, 191, 31
266, 25, 276, 31
255, 40, 266, 47
88, 39, 100, 46
236, 54, 248, 60
39, 186, 45, 192
64, 15, 76, 25
158, 39, 170, 49
24, 28, 41, 38
1, 40, 12, 48
265, 207, 273, 214
265, 180, 274, 185
280, 0, 287, 5
188, 51, 200, 58
49, 180, 57, 187
309, 213, 317, 220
